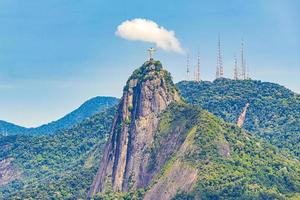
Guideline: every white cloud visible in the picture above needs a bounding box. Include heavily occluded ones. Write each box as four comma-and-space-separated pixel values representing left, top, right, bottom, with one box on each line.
116, 18, 184, 53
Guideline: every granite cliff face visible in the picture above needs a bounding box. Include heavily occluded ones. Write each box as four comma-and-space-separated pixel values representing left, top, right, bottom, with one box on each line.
89, 60, 181, 195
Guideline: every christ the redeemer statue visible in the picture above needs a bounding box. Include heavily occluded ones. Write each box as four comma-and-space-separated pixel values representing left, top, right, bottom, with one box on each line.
148, 47, 156, 60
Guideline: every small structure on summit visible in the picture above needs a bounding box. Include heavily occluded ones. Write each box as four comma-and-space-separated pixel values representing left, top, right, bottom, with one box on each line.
216, 35, 224, 79
185, 52, 201, 82
234, 40, 250, 80
185, 37, 251, 81
195, 52, 201, 82
148, 47, 156, 60
186, 54, 190, 81
233, 54, 238, 80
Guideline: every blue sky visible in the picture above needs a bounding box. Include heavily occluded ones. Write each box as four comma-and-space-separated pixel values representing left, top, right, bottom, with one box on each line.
0, 0, 299, 127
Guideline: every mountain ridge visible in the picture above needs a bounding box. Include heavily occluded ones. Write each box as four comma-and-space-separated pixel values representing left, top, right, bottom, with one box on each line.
0, 96, 119, 136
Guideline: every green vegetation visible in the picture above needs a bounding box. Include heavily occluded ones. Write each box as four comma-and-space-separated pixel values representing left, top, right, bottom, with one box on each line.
186, 109, 300, 199
0, 107, 116, 199
148, 103, 199, 173
152, 103, 300, 199
177, 79, 300, 156
93, 189, 145, 200
123, 60, 177, 94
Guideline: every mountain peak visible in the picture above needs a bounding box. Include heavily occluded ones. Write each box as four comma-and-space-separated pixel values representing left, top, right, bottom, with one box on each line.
124, 60, 177, 93
89, 61, 181, 195
123, 60, 182, 116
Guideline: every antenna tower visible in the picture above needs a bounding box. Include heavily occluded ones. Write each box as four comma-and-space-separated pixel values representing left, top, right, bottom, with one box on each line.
196, 52, 201, 82
186, 54, 190, 80
216, 36, 224, 79
245, 59, 250, 79
240, 40, 246, 79
194, 64, 197, 81
234, 54, 238, 80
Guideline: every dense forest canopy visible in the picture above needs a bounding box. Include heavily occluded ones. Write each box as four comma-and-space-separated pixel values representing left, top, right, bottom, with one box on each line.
0, 107, 116, 199
177, 79, 300, 156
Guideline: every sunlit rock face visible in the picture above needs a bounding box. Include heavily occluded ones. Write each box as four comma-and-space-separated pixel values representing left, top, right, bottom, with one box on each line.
89, 60, 181, 195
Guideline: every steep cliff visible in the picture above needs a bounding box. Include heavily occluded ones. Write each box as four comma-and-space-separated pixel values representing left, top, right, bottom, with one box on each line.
89, 60, 181, 195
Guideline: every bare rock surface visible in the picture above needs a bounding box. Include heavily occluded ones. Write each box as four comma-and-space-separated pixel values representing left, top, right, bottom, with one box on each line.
0, 158, 21, 186
144, 162, 197, 200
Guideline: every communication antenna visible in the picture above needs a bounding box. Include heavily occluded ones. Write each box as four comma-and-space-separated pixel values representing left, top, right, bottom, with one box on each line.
186, 54, 190, 80
245, 59, 250, 79
196, 52, 201, 82
234, 54, 238, 80
240, 40, 246, 79
216, 35, 224, 79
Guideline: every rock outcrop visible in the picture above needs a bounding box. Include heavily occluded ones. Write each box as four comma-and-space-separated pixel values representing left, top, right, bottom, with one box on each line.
0, 158, 21, 186
144, 162, 197, 200
88, 60, 181, 196
237, 103, 250, 127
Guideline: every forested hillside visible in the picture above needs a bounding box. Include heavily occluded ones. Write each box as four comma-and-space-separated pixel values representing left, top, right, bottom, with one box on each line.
0, 106, 116, 199
155, 104, 300, 199
177, 79, 300, 156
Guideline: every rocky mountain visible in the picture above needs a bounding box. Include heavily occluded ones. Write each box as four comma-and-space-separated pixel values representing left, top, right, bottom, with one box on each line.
176, 79, 300, 156
0, 96, 119, 136
0, 106, 116, 199
89, 60, 182, 196
89, 61, 300, 199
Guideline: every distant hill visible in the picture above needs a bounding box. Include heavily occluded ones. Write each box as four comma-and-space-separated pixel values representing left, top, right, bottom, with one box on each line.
176, 79, 300, 156
0, 106, 116, 199
0, 96, 119, 135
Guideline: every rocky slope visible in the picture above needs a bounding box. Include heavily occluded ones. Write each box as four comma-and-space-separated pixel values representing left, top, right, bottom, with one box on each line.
89, 60, 181, 196
90, 61, 300, 200
0, 158, 21, 186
